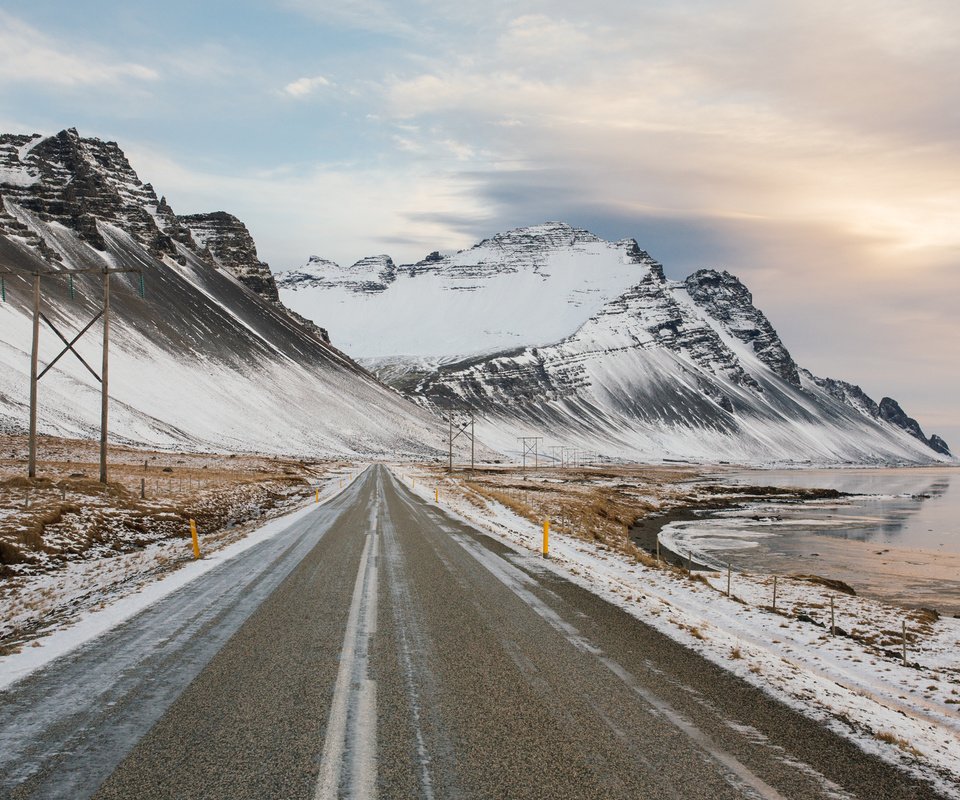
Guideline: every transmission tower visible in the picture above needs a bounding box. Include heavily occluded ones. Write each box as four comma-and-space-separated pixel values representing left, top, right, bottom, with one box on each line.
447, 412, 476, 473
517, 436, 543, 472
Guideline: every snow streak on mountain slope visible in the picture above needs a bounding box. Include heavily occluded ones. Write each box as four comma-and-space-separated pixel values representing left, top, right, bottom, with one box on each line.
0, 129, 445, 458
277, 223, 660, 361
379, 242, 949, 465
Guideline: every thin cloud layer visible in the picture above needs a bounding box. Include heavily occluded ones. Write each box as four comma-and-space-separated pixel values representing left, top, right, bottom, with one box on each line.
0, 11, 158, 88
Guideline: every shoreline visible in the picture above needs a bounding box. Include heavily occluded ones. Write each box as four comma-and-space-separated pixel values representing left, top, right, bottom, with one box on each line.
639, 479, 960, 618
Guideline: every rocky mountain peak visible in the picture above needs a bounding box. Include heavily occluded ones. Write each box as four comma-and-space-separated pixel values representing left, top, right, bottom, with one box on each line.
281, 256, 341, 283
928, 434, 952, 456
0, 127, 193, 263
277, 254, 396, 295
683, 269, 801, 387
478, 221, 601, 251
878, 397, 949, 454
347, 254, 397, 288
178, 211, 279, 303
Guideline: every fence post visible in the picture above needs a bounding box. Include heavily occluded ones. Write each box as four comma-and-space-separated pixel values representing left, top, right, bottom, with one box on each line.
902, 620, 908, 667
772, 576, 778, 612
190, 519, 201, 559
726, 563, 731, 598
830, 596, 835, 636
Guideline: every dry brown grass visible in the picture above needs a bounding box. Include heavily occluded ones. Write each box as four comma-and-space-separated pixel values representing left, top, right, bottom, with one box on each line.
442, 463, 693, 573
686, 624, 707, 640
0, 433, 339, 575
875, 730, 923, 758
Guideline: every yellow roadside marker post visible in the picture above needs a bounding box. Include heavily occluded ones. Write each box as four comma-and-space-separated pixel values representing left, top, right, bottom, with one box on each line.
435, 487, 439, 503
190, 519, 201, 559
542, 519, 550, 558
315, 488, 320, 503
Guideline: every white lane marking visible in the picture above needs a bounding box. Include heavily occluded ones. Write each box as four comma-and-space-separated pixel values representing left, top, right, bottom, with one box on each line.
724, 722, 859, 800
380, 512, 437, 800
449, 532, 790, 800
314, 486, 380, 800
351, 680, 378, 799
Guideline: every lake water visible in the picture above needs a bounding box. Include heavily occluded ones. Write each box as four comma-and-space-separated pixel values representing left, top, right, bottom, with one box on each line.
659, 467, 960, 615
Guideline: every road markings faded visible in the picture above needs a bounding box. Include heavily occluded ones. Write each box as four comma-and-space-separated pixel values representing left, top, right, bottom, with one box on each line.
450, 532, 791, 800
314, 494, 380, 800
380, 511, 438, 800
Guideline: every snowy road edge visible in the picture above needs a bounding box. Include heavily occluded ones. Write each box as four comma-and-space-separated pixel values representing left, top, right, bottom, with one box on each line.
393, 465, 960, 799
0, 468, 363, 692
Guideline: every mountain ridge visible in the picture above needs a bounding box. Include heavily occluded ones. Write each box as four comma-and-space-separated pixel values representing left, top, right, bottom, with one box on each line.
0, 128, 444, 458
280, 223, 951, 465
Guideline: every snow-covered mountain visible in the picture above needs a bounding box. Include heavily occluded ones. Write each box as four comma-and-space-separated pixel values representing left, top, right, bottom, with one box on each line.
0, 129, 444, 459
280, 224, 951, 466
277, 224, 660, 364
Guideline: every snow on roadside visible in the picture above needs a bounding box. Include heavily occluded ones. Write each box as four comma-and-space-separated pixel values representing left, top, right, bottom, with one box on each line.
397, 465, 960, 798
0, 466, 362, 691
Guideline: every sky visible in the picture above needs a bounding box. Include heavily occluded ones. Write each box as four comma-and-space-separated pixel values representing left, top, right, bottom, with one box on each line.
1, 0, 957, 446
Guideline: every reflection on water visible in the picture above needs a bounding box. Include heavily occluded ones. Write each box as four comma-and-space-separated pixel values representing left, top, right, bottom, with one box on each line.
664, 467, 960, 615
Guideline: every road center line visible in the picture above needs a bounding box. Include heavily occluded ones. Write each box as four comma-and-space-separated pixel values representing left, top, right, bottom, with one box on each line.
380, 510, 438, 800
447, 529, 789, 800
314, 485, 380, 800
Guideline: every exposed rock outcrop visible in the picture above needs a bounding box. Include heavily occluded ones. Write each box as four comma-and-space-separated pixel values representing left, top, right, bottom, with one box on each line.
879, 397, 949, 454
684, 269, 801, 387
178, 211, 280, 302
0, 128, 194, 264
0, 128, 329, 344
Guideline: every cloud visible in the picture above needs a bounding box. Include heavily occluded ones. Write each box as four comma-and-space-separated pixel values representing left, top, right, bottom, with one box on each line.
122, 143, 490, 270
0, 11, 159, 89
89, 0, 957, 438
282, 74, 332, 97
370, 2, 960, 434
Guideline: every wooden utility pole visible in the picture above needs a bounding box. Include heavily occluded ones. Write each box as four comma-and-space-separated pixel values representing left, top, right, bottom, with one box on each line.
5, 264, 142, 483
447, 412, 475, 474
28, 274, 40, 478
99, 272, 110, 483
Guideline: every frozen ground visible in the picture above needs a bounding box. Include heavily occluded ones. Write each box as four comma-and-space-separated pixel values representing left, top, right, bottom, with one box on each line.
2, 456, 956, 795
0, 436, 363, 679
399, 464, 960, 798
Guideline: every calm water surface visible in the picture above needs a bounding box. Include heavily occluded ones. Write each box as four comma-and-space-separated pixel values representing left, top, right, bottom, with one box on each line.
663, 467, 960, 615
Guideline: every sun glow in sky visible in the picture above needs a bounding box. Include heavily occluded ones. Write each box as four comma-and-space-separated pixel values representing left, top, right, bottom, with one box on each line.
1, 0, 957, 444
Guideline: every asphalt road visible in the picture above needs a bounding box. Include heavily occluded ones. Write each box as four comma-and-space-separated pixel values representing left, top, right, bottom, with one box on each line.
0, 465, 948, 799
